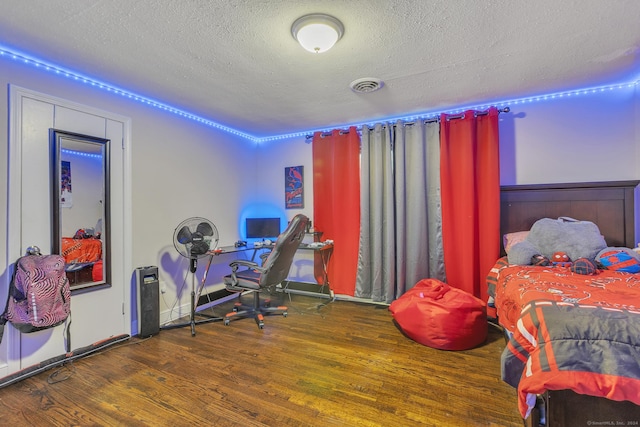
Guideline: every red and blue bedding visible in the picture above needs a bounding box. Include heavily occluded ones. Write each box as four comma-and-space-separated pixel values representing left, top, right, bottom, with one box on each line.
61, 237, 102, 264
490, 258, 640, 418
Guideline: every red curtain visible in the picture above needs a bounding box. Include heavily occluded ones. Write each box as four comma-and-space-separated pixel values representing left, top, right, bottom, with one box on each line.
440, 108, 500, 302
312, 127, 360, 295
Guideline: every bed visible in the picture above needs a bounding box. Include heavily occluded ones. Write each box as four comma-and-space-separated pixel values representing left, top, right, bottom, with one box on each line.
491, 180, 640, 426
61, 237, 103, 285
61, 237, 102, 264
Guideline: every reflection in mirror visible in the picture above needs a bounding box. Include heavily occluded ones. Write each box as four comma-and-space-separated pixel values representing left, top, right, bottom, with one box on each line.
50, 129, 111, 293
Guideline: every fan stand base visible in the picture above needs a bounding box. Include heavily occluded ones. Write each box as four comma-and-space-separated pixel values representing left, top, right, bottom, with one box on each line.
160, 258, 223, 336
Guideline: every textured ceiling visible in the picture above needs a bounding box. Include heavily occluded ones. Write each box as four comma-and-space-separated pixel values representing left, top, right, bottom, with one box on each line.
0, 0, 639, 139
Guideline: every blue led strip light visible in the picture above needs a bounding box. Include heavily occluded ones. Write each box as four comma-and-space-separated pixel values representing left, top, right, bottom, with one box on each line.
0, 46, 258, 142
61, 148, 102, 159
2, 45, 638, 144
263, 80, 640, 143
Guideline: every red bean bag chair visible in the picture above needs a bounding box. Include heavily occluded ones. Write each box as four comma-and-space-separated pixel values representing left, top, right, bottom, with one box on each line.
389, 278, 487, 350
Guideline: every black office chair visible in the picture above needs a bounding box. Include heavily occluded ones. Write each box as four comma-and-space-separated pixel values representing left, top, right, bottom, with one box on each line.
223, 214, 308, 329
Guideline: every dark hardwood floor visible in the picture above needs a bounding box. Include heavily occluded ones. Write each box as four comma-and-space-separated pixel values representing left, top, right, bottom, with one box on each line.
0, 293, 523, 426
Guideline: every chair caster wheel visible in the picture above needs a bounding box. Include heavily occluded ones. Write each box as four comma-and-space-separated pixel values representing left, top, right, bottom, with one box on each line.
224, 319, 230, 326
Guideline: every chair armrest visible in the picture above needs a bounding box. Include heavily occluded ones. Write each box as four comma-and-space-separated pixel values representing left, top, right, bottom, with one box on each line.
229, 259, 265, 273
259, 252, 270, 265
227, 259, 266, 287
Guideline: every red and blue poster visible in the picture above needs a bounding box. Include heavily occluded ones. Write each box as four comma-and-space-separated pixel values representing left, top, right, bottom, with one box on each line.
285, 166, 304, 209
61, 160, 73, 208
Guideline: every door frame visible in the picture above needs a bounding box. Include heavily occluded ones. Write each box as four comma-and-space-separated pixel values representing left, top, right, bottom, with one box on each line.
2, 85, 132, 377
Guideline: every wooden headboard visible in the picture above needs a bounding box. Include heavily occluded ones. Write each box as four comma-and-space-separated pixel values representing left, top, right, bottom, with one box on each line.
500, 180, 639, 253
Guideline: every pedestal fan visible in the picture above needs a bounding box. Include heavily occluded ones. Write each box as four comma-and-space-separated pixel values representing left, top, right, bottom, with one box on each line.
163, 217, 221, 336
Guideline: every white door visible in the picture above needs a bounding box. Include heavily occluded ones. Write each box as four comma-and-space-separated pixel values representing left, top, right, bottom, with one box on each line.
2, 86, 131, 377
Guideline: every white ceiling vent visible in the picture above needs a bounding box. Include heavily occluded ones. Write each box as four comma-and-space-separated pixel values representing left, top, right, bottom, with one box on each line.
350, 78, 384, 94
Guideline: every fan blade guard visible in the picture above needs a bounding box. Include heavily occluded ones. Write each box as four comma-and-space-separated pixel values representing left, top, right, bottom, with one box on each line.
173, 217, 219, 260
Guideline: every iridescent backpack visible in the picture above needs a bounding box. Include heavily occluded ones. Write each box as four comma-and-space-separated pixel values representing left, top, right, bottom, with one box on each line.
0, 250, 71, 342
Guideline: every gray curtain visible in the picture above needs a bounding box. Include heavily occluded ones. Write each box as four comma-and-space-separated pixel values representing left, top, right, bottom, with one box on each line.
355, 120, 444, 303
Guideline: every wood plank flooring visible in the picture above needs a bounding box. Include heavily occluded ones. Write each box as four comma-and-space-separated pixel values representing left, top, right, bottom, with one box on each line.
0, 294, 523, 426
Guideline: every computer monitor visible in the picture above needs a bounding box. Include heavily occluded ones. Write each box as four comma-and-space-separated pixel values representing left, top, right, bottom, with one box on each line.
245, 217, 281, 239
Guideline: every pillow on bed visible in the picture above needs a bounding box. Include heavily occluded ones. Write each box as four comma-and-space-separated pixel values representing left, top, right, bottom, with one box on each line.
596, 247, 640, 273
507, 217, 607, 265
508, 240, 541, 265
503, 231, 529, 254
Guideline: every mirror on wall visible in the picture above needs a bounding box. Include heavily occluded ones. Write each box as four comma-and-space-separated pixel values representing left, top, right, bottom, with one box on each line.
50, 129, 111, 293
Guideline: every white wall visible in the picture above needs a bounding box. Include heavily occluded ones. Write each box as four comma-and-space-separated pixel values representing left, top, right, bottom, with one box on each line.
0, 56, 259, 340
255, 136, 314, 224
499, 85, 639, 185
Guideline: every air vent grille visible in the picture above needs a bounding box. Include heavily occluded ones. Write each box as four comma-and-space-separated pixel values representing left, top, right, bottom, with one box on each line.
350, 78, 384, 93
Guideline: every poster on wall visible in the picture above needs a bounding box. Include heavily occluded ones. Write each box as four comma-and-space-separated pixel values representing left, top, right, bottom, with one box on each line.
61, 160, 73, 208
285, 166, 304, 209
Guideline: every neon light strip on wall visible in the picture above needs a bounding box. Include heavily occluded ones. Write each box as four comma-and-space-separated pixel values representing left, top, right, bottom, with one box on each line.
1, 45, 638, 144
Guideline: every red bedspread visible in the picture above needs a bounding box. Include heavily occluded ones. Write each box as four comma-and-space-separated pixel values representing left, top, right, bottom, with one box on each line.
61, 237, 102, 264
490, 258, 640, 418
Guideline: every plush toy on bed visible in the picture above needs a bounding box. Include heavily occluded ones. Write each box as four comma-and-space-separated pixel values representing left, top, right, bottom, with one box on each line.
551, 251, 572, 267
571, 257, 598, 275
507, 217, 607, 266
507, 217, 640, 275
531, 252, 598, 274
530, 254, 551, 266
531, 251, 574, 268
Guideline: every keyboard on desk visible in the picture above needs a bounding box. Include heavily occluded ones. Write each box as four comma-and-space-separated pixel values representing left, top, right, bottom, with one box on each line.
300, 242, 333, 249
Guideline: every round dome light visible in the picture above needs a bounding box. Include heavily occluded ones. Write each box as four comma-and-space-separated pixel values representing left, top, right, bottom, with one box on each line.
292, 14, 344, 54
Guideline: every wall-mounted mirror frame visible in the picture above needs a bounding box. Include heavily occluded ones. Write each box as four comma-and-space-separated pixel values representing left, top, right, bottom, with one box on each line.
50, 129, 111, 293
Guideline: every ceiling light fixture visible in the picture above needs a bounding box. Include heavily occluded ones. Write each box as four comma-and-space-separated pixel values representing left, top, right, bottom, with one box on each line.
291, 14, 344, 53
